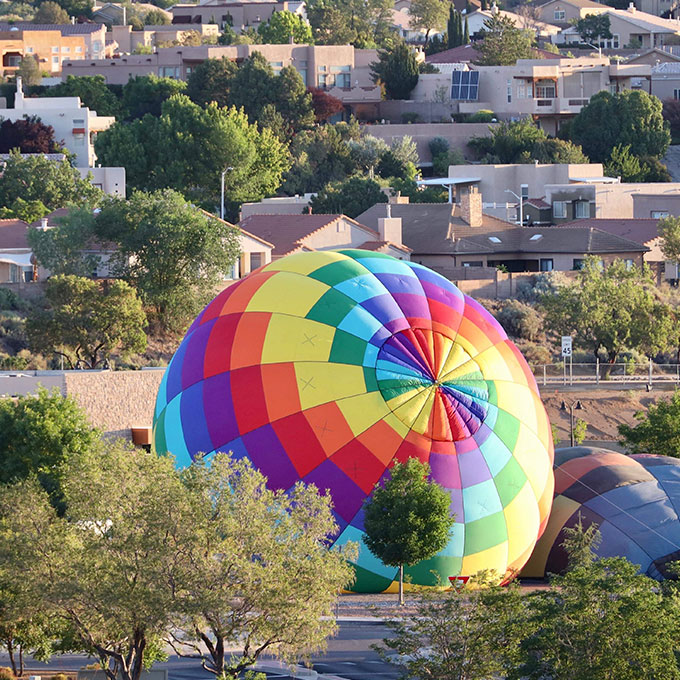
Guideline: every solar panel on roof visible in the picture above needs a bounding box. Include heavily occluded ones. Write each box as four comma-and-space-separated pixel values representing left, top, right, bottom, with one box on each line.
451, 70, 479, 101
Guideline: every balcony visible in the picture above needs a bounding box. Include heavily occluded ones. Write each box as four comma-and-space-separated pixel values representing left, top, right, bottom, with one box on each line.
325, 85, 382, 104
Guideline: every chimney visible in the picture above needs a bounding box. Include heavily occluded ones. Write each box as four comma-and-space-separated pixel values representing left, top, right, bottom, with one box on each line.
459, 185, 483, 227
378, 205, 402, 246
15, 76, 24, 108
40, 217, 48, 230
628, 1, 636, 11
389, 191, 410, 205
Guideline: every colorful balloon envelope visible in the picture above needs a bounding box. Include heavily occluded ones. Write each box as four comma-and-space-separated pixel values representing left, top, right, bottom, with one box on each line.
522, 447, 680, 580
153, 250, 554, 591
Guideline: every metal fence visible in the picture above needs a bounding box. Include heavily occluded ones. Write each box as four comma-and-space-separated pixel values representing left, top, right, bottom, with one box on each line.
530, 360, 680, 386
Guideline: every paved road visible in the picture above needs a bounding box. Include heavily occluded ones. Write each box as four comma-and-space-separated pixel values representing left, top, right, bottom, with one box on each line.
0, 621, 399, 680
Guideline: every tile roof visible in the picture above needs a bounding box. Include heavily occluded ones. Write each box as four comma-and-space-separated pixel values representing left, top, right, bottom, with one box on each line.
0, 219, 30, 250
607, 7, 680, 32
456, 227, 649, 255
557, 218, 661, 246
526, 198, 551, 209
356, 202, 515, 254
425, 43, 564, 63
538, 0, 606, 9
0, 22, 104, 33
238, 213, 410, 257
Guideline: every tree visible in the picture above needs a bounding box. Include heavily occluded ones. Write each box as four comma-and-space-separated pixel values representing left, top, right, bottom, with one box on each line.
370, 41, 420, 100
167, 455, 356, 679
45, 75, 121, 117
0, 197, 49, 223
409, 0, 449, 42
144, 8, 169, 24
281, 124, 357, 195
575, 13, 612, 45
57, 0, 92, 19
660, 215, 680, 266
272, 65, 315, 131
94, 95, 289, 217
15, 56, 41, 87
567, 89, 670, 163
377, 576, 528, 679
619, 390, 680, 456
0, 443, 191, 680
0, 387, 98, 508
89, 189, 240, 329
0, 116, 61, 154
0, 151, 102, 211
186, 57, 236, 109
306, 0, 393, 47
540, 258, 671, 365
310, 176, 387, 218
347, 135, 389, 177
474, 14, 534, 66
26, 275, 147, 370
470, 119, 545, 163
228, 52, 277, 121
120, 75, 186, 120
514, 556, 680, 680
308, 87, 345, 122
604, 143, 644, 181
447, 5, 462, 48
530, 137, 589, 164
362, 459, 455, 605
257, 10, 313, 43
32, 0, 69, 22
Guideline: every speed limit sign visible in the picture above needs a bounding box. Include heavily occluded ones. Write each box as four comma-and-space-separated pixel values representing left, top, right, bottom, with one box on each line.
561, 336, 572, 357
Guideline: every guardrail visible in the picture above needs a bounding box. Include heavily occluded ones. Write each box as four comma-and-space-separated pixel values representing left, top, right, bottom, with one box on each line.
530, 361, 680, 386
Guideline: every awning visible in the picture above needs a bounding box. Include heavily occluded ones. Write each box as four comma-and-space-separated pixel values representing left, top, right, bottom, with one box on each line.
0, 253, 33, 267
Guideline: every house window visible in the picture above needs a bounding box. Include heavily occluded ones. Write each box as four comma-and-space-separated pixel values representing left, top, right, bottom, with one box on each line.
540, 258, 554, 272
554, 9, 566, 20
62, 46, 70, 53
76, 46, 83, 53
574, 200, 589, 218
159, 66, 179, 78
625, 258, 634, 270
52, 46, 59, 53
270, 60, 283, 75
297, 59, 308, 85
52, 56, 59, 65
652, 210, 670, 218
25, 46, 34, 53
573, 258, 585, 270
535, 79, 556, 99
600, 34, 620, 48
331, 65, 351, 88
553, 201, 567, 218
463, 261, 483, 267
507, 79, 512, 103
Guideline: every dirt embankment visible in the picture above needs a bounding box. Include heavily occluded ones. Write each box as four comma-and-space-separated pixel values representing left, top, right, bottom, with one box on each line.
540, 388, 670, 447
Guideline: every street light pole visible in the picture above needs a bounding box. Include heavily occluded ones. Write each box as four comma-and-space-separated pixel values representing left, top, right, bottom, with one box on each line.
504, 189, 523, 226
561, 399, 584, 447
220, 166, 234, 221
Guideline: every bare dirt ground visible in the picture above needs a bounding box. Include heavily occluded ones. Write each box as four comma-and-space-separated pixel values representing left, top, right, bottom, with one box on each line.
540, 388, 669, 447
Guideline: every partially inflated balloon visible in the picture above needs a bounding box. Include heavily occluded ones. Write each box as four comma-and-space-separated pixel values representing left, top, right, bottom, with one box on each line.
522, 447, 680, 580
153, 250, 554, 591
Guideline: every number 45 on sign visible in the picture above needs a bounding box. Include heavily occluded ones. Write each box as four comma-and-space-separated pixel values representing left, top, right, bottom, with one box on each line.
562, 336, 572, 385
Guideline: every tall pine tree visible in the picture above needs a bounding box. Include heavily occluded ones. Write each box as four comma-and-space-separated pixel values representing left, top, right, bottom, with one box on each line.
463, 15, 470, 43
447, 4, 456, 48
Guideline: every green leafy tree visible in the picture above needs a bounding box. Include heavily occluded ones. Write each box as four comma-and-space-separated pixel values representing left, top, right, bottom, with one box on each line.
306, 0, 393, 47
144, 8, 169, 24
575, 13, 612, 44
310, 176, 387, 218
281, 124, 357, 195
168, 455, 356, 679
0, 197, 49, 222
514, 555, 680, 680
228, 52, 277, 121
89, 189, 240, 329
409, 0, 449, 42
541, 257, 671, 365
604, 143, 644, 181
470, 119, 544, 163
45, 75, 121, 117
186, 57, 236, 108
347, 135, 389, 177
0, 443, 190, 680
619, 390, 680, 456
0, 151, 102, 212
121, 75, 187, 120
567, 89, 670, 163
447, 5, 462, 48
15, 55, 41, 87
474, 14, 534, 65
0, 387, 98, 507
257, 9, 313, 43
370, 42, 420, 100
274, 65, 315, 130
530, 137, 589, 164
26, 275, 147, 370
660, 215, 680, 265
94, 95, 289, 217
362, 459, 455, 605
560, 513, 602, 571
377, 575, 528, 679
32, 0, 68, 22
56, 0, 92, 19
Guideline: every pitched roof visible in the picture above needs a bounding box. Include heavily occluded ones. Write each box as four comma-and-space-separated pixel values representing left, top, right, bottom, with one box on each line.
425, 43, 564, 63
456, 227, 649, 255
557, 218, 661, 246
356, 202, 515, 254
526, 197, 551, 209
606, 8, 680, 33
538, 0, 606, 9
0, 219, 30, 250
238, 213, 410, 257
0, 22, 104, 34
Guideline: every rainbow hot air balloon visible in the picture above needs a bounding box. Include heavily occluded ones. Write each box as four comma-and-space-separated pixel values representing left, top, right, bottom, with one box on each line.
522, 447, 680, 580
153, 250, 554, 591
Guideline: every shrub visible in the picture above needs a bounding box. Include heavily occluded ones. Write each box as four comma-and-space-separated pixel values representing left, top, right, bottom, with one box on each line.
517, 270, 569, 303
467, 109, 495, 123
494, 300, 543, 341
516, 340, 552, 365
401, 112, 420, 124
0, 668, 14, 680
0, 288, 25, 311
0, 352, 29, 370
428, 136, 450, 158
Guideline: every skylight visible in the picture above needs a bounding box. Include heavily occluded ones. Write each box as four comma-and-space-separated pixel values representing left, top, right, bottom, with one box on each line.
488, 236, 501, 243
529, 234, 543, 241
